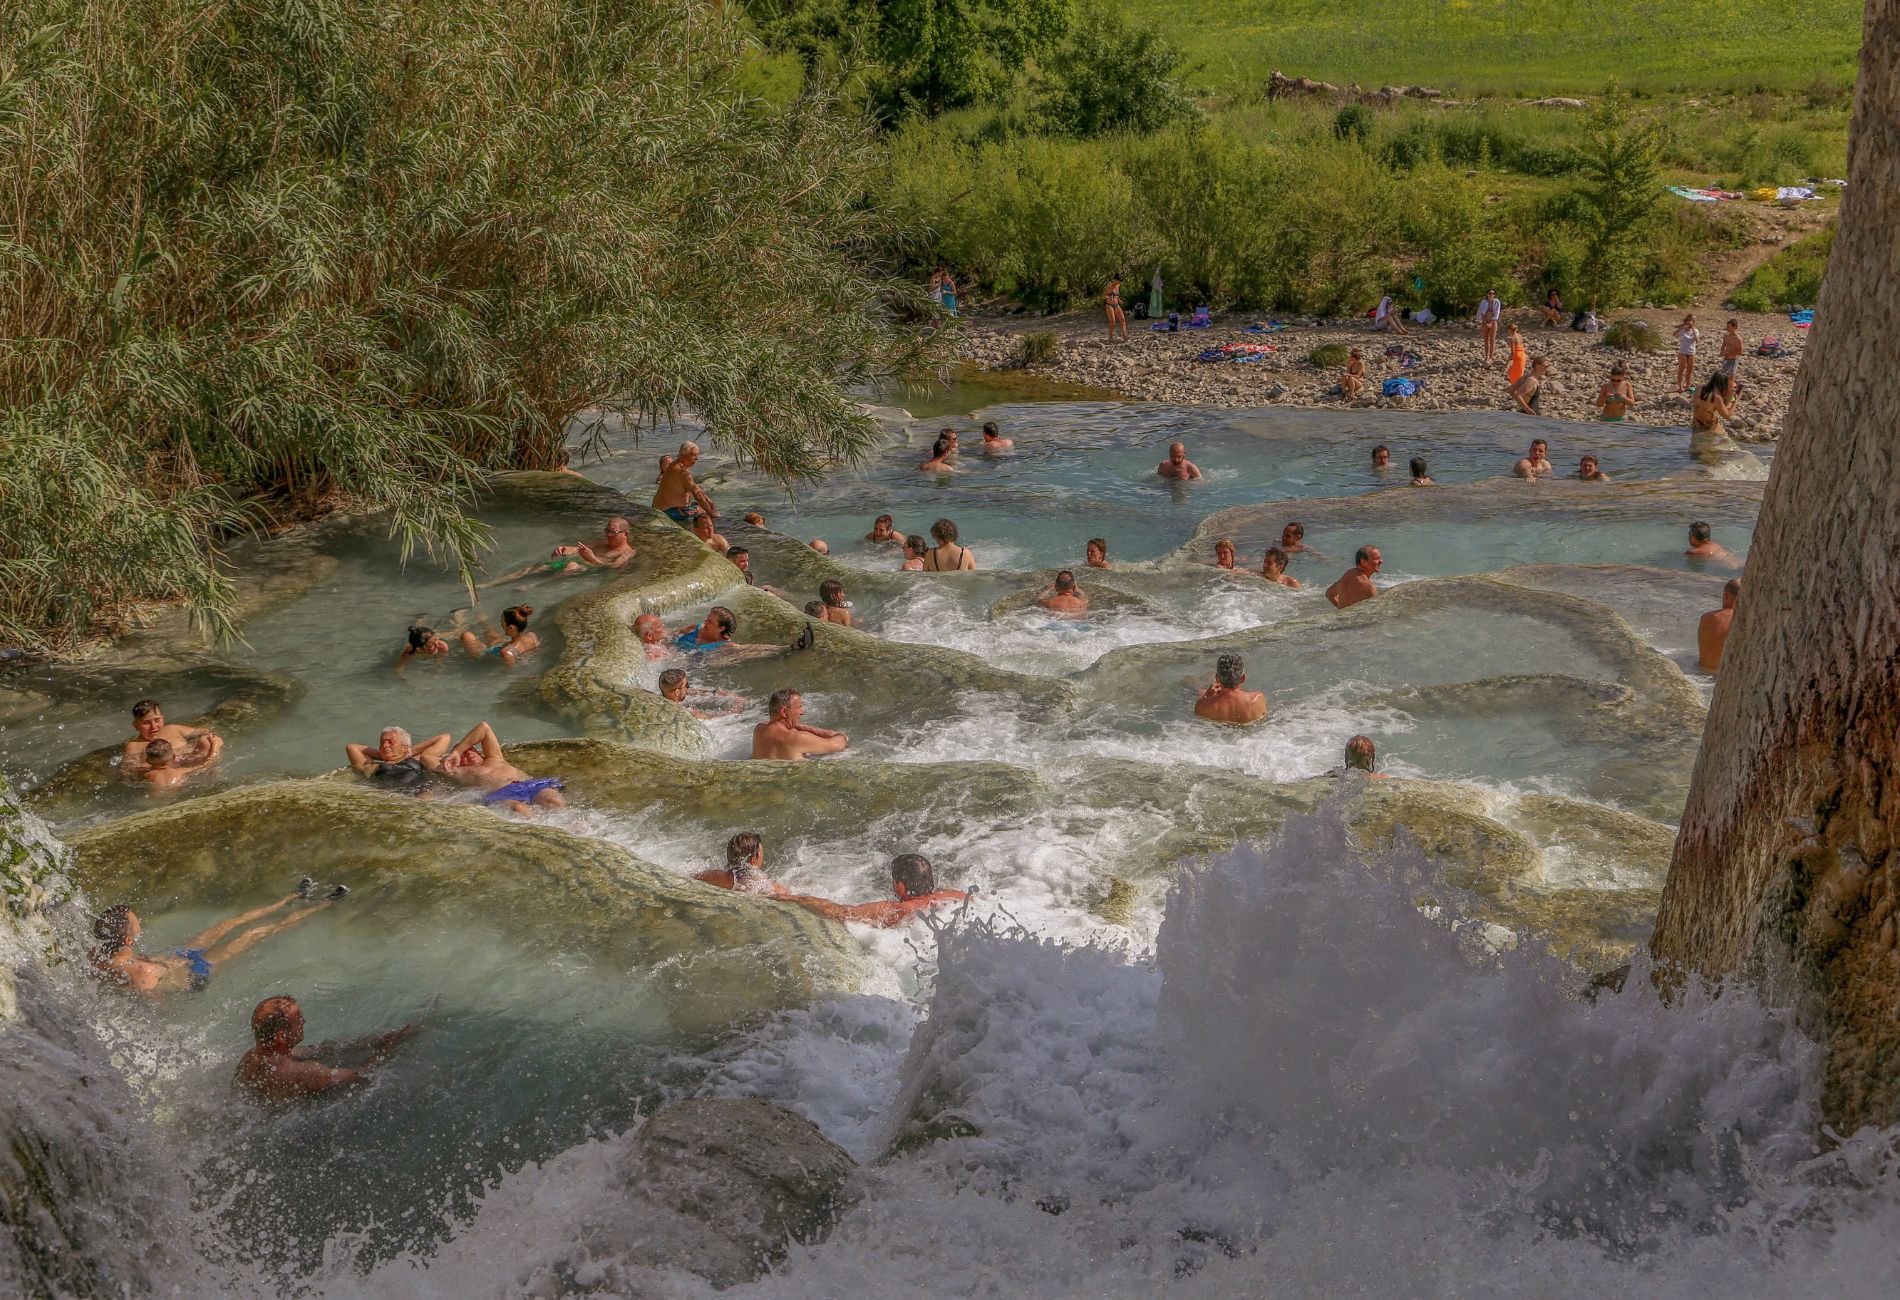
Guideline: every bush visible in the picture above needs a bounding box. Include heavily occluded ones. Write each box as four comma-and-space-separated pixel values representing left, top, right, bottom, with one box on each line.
1019, 331, 1060, 364
1308, 343, 1350, 367
1601, 319, 1665, 352
1728, 225, 1836, 310
1334, 104, 1374, 144
1039, 0, 1198, 138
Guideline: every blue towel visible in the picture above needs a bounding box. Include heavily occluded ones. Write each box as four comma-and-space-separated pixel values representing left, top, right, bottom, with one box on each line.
1382, 377, 1421, 398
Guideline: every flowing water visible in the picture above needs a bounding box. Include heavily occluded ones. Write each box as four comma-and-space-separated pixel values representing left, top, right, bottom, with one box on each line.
6, 389, 1895, 1298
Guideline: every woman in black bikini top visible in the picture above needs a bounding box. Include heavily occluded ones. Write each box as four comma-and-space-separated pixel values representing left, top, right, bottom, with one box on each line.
923, 517, 975, 571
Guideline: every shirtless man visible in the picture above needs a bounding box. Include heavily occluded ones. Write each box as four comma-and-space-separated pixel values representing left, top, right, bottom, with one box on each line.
692, 832, 792, 896
1085, 538, 1110, 570
1513, 438, 1554, 480
88, 885, 343, 997
1595, 363, 1637, 422
865, 514, 901, 545
1698, 578, 1742, 673
633, 612, 670, 660
1326, 546, 1382, 610
121, 700, 221, 778
751, 689, 848, 761
980, 421, 1013, 452
692, 512, 730, 555
1157, 442, 1203, 481
1508, 358, 1550, 418
818, 579, 853, 627
1684, 521, 1740, 568
1279, 522, 1316, 556
1576, 455, 1611, 482
345, 726, 451, 789
1370, 444, 1392, 471
779, 854, 967, 928
1260, 547, 1301, 589
653, 442, 717, 525
482, 517, 635, 586
809, 539, 830, 555
1036, 570, 1089, 616
437, 720, 567, 813
1194, 652, 1267, 725
236, 996, 417, 1103
137, 736, 224, 791
658, 668, 745, 719
1331, 734, 1388, 778
1719, 319, 1745, 393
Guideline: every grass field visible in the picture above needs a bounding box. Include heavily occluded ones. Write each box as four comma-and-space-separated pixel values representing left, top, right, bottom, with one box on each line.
1127, 0, 1864, 95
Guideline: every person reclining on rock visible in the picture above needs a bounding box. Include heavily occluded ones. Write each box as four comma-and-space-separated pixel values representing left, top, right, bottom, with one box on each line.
751, 689, 847, 761
89, 885, 345, 997
120, 699, 221, 779
438, 720, 567, 814
658, 668, 745, 719
1698, 577, 1742, 673
779, 854, 966, 928
481, 517, 636, 587
236, 996, 416, 1103
693, 831, 793, 896
137, 736, 224, 791
1035, 569, 1090, 616
346, 726, 451, 790
1194, 652, 1267, 725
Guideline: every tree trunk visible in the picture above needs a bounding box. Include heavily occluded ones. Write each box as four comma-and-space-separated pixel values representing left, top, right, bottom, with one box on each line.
1649, 0, 1900, 1131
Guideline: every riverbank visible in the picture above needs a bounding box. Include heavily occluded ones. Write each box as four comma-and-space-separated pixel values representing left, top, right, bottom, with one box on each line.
956, 307, 1806, 441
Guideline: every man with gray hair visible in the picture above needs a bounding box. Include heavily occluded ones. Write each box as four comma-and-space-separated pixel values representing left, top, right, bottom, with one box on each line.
1194, 653, 1266, 725
654, 441, 718, 525
345, 726, 451, 788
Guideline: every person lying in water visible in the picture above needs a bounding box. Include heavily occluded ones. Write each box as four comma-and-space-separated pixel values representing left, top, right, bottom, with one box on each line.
778, 854, 967, 929
693, 831, 792, 896
1260, 547, 1301, 589
397, 625, 452, 669
1035, 570, 1089, 616
1158, 442, 1202, 480
458, 604, 538, 667
121, 699, 222, 779
137, 735, 224, 791
1194, 652, 1267, 725
236, 996, 418, 1103
346, 726, 451, 790
1326, 734, 1389, 779
751, 688, 847, 761
658, 668, 746, 719
654, 442, 718, 525
481, 517, 636, 587
633, 613, 670, 660
89, 883, 346, 996
438, 720, 566, 814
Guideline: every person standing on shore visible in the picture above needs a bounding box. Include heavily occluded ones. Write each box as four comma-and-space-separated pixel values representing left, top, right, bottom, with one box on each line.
1719, 319, 1745, 397
1505, 324, 1527, 384
1476, 291, 1502, 364
1674, 314, 1699, 393
1105, 275, 1128, 341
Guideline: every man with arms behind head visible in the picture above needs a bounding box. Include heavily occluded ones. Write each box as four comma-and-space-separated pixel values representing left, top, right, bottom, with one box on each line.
751, 689, 848, 761
236, 996, 416, 1103
1194, 653, 1266, 725
1326, 546, 1382, 610
1698, 578, 1742, 673
780, 854, 967, 928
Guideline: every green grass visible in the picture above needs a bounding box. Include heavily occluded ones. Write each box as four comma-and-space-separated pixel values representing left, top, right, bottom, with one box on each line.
1128, 0, 1862, 95
1728, 224, 1837, 311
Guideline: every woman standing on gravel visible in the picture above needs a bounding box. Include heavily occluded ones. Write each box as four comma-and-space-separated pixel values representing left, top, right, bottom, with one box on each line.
1674, 314, 1700, 392
1105, 275, 1128, 341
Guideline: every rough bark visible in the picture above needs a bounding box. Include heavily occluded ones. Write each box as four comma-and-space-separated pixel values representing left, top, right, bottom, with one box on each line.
1649, 0, 1900, 1131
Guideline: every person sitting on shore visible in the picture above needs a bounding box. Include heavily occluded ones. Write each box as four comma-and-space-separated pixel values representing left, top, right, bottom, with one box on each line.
1261, 547, 1301, 589
923, 518, 976, 571
1195, 652, 1267, 725
1542, 287, 1563, 328
346, 726, 451, 790
236, 996, 417, 1103
438, 720, 567, 814
900, 535, 928, 571
1212, 538, 1239, 571
1508, 357, 1550, 417
89, 884, 344, 997
751, 689, 847, 761
1577, 455, 1611, 482
120, 700, 222, 779
818, 579, 853, 627
1280, 522, 1316, 556
398, 625, 452, 669
1326, 546, 1382, 610
633, 612, 670, 660
1085, 538, 1110, 570
1374, 294, 1408, 335
458, 605, 538, 667
918, 430, 959, 473
1595, 362, 1637, 422
1327, 734, 1389, 779
1691, 372, 1737, 441
1698, 578, 1742, 673
1036, 570, 1090, 616
981, 421, 1013, 452
658, 668, 745, 719
1409, 457, 1434, 486
481, 517, 635, 586
1513, 438, 1554, 480
778, 854, 966, 928
137, 736, 223, 791
1158, 441, 1203, 481
1684, 521, 1741, 569
1341, 349, 1366, 400
693, 831, 792, 895
654, 442, 717, 525
866, 514, 901, 545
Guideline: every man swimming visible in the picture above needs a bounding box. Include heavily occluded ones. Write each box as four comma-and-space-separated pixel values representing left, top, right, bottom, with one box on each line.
818, 579, 853, 627
692, 831, 792, 895
692, 512, 731, 555
437, 720, 567, 814
236, 996, 417, 1103
1371, 444, 1392, 471
865, 515, 902, 545
1036, 570, 1089, 616
1279, 522, 1316, 555
1513, 438, 1554, 480
653, 442, 718, 525
1698, 577, 1742, 672
1194, 652, 1267, 725
778, 854, 967, 928
121, 700, 222, 779
89, 884, 345, 997
481, 517, 635, 586
1577, 455, 1611, 482
1326, 546, 1382, 610
658, 668, 746, 719
1684, 521, 1741, 568
980, 421, 1013, 452
1260, 547, 1301, 589
345, 726, 451, 790
751, 689, 848, 761
633, 612, 670, 660
1085, 538, 1110, 570
137, 735, 224, 791
1158, 442, 1203, 481
1327, 734, 1389, 779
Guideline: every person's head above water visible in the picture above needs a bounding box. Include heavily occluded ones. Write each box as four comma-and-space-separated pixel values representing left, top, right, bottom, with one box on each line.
251, 995, 305, 1050
1345, 735, 1377, 772
931, 518, 959, 545
407, 625, 440, 652
930, 432, 955, 459
1167, 442, 1187, 463
727, 831, 763, 878
143, 739, 174, 768
1214, 652, 1245, 689
603, 517, 631, 541
131, 699, 165, 740
1086, 538, 1107, 564
1214, 538, 1235, 565
1053, 570, 1078, 593
726, 546, 749, 570
1689, 521, 1713, 545
1579, 454, 1600, 474
743, 512, 765, 527
768, 688, 802, 722
1281, 522, 1304, 546
1409, 457, 1428, 479
502, 605, 532, 634
92, 903, 138, 958
1698, 371, 1733, 401
890, 853, 937, 899
1262, 546, 1289, 576
1371, 444, 1390, 467
1722, 577, 1741, 608
658, 668, 688, 702
819, 579, 846, 607
1355, 545, 1383, 574
378, 726, 411, 756
982, 421, 1002, 441
903, 535, 928, 561
703, 607, 736, 639
803, 600, 828, 617
633, 613, 666, 644
1529, 439, 1549, 457
871, 514, 894, 537
809, 539, 829, 554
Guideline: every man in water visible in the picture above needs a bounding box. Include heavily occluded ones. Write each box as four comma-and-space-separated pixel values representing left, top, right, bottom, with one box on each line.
1698, 577, 1742, 673
1327, 734, 1389, 779
743, 511, 766, 528
438, 720, 567, 814
121, 700, 222, 778
483, 517, 635, 586
1194, 652, 1267, 725
865, 515, 901, 545
1036, 570, 1089, 616
751, 689, 848, 761
1085, 538, 1110, 570
1684, 521, 1741, 568
726, 546, 756, 586
980, 421, 1013, 452
809, 539, 830, 555
1513, 438, 1554, 480
1260, 547, 1301, 589
692, 512, 730, 555
88, 884, 345, 997
818, 579, 854, 627
1157, 442, 1202, 480
1279, 522, 1316, 555
345, 727, 451, 789
1576, 455, 1611, 482
137, 736, 224, 791
658, 668, 745, 719
653, 442, 718, 525
1371, 444, 1392, 471
693, 832, 792, 895
1326, 546, 1382, 610
236, 996, 417, 1103
633, 612, 670, 660
779, 854, 967, 928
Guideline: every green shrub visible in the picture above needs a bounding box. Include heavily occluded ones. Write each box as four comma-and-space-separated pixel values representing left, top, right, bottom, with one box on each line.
1308, 343, 1350, 367
1334, 104, 1374, 144
1601, 319, 1665, 352
1728, 225, 1836, 310
1039, 0, 1198, 137
1020, 330, 1060, 364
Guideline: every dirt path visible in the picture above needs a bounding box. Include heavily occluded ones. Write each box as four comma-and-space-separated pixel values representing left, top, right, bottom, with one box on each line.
1693, 202, 1834, 309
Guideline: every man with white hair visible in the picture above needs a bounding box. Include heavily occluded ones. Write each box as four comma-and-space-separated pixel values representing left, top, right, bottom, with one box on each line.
345, 726, 451, 789
653, 441, 718, 526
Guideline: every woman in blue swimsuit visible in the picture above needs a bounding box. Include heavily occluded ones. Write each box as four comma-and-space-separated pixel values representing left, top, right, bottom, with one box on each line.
459, 605, 539, 667
674, 606, 737, 651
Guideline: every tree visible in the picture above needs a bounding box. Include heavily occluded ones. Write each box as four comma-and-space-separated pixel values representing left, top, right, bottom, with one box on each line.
1037, 0, 1197, 138
1572, 89, 1667, 305
1649, 0, 1899, 1131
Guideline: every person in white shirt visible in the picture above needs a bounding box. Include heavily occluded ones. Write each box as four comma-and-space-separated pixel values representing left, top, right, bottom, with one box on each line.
1375, 295, 1409, 336
1675, 314, 1700, 393
1476, 290, 1502, 363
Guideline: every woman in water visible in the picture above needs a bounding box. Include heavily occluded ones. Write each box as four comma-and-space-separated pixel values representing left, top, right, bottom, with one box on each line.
900, 535, 929, 571
674, 606, 737, 651
1085, 538, 1110, 570
1105, 274, 1127, 341
1261, 547, 1302, 589
923, 518, 976, 572
918, 431, 959, 474
1213, 538, 1238, 571
459, 605, 538, 667
1691, 371, 1737, 443
398, 624, 451, 669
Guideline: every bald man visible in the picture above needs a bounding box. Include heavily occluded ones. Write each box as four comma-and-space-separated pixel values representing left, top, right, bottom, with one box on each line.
654, 442, 718, 525
236, 996, 416, 1102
